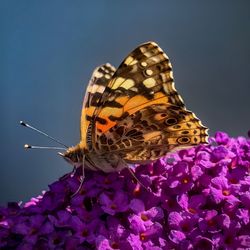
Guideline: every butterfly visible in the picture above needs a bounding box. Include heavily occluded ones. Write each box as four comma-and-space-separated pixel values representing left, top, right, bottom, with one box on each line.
61, 41, 208, 175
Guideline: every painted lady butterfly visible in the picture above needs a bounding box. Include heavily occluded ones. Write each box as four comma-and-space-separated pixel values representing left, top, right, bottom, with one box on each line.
61, 41, 208, 175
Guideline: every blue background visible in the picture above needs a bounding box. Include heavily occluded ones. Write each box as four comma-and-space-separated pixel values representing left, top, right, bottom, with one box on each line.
1, 1, 250, 204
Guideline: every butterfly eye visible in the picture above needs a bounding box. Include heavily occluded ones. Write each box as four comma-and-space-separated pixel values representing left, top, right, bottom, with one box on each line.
177, 137, 191, 144
165, 117, 178, 125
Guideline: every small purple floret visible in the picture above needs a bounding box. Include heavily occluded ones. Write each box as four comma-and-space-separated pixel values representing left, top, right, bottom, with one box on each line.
0, 131, 250, 249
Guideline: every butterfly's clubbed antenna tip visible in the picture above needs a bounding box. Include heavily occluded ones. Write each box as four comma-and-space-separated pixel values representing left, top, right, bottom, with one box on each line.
20, 121, 26, 126
24, 144, 67, 150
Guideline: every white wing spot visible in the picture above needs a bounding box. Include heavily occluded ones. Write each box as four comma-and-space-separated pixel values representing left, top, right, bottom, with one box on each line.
145, 69, 153, 76
131, 87, 138, 92
89, 84, 105, 94
143, 78, 156, 88
112, 77, 125, 89
95, 71, 103, 78
140, 62, 147, 67
124, 56, 133, 65
124, 56, 138, 65
111, 77, 134, 90
121, 79, 135, 89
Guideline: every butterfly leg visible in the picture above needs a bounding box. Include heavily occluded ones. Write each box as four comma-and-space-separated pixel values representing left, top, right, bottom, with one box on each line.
70, 166, 77, 177
71, 155, 85, 197
123, 161, 149, 191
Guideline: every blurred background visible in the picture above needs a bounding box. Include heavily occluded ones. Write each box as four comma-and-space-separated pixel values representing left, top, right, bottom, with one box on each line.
1, 1, 250, 204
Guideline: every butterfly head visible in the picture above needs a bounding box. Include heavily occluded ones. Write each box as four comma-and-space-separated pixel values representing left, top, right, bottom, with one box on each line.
59, 144, 84, 168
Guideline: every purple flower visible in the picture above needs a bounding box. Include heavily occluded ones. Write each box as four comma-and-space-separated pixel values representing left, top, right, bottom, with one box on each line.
208, 176, 240, 204
0, 131, 250, 249
129, 199, 164, 223
177, 194, 206, 215
164, 161, 194, 194
99, 191, 129, 215
198, 210, 230, 233
96, 218, 131, 250
70, 215, 99, 244
214, 131, 230, 145
168, 211, 198, 240
193, 236, 213, 250
211, 220, 242, 249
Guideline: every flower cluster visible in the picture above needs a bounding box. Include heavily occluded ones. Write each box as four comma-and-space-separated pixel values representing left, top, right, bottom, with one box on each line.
0, 132, 250, 249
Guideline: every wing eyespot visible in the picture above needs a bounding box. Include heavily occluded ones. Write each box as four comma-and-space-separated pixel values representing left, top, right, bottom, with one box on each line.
165, 117, 178, 125
177, 137, 191, 144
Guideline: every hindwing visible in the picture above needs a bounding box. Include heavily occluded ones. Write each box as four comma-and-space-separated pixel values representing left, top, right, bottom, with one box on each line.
80, 63, 116, 149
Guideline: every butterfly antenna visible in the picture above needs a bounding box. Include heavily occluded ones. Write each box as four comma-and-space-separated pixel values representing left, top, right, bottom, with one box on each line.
24, 144, 66, 150
20, 121, 68, 148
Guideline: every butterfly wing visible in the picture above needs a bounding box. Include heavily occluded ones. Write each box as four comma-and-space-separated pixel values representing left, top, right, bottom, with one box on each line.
98, 104, 208, 163
80, 63, 116, 149
90, 42, 208, 163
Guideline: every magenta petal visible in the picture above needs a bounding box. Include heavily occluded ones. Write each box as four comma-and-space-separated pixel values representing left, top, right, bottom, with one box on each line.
129, 215, 146, 233
127, 234, 143, 250
96, 236, 112, 250
130, 199, 145, 213
144, 207, 164, 221
168, 212, 183, 228
169, 230, 186, 244
238, 235, 250, 248
215, 131, 230, 145
236, 208, 250, 225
